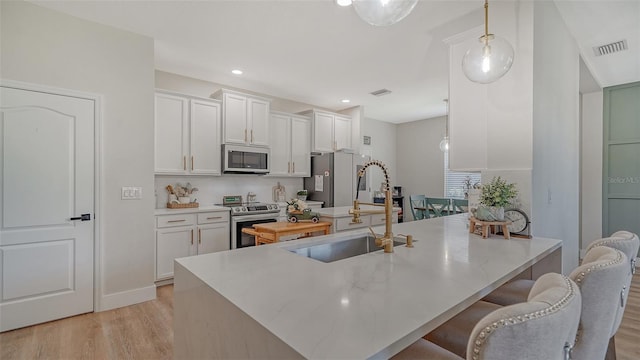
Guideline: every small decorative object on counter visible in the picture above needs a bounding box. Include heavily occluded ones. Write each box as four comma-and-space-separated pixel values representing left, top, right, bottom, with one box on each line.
296, 189, 308, 201
474, 176, 517, 221
286, 198, 319, 223
166, 182, 199, 209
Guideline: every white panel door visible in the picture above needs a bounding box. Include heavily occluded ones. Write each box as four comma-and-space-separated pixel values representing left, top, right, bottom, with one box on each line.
247, 98, 270, 147
334, 116, 352, 151
190, 99, 221, 175
155, 93, 188, 174
156, 227, 194, 280
290, 116, 310, 177
269, 113, 291, 176
222, 93, 247, 144
197, 224, 229, 254
313, 112, 334, 152
0, 85, 95, 332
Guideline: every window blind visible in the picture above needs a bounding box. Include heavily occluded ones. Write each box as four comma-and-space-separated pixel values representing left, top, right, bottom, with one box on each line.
444, 151, 481, 198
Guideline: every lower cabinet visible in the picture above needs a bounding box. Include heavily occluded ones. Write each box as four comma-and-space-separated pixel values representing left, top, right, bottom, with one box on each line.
155, 210, 229, 281
322, 212, 399, 233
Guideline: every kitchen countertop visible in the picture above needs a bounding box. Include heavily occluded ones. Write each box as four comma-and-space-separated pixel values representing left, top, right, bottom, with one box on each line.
174, 214, 562, 359
154, 205, 230, 216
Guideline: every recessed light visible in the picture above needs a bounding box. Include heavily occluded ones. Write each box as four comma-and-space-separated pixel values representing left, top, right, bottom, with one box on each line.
336, 0, 352, 6
231, 69, 243, 75
341, 99, 351, 103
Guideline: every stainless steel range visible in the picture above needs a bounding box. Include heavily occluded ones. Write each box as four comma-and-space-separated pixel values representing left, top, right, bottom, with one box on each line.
220, 195, 280, 249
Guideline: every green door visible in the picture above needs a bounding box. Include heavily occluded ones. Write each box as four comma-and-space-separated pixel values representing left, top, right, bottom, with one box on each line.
603, 81, 640, 251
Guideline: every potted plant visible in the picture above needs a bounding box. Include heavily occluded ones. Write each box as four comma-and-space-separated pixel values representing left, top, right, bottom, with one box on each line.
296, 189, 308, 201
475, 176, 517, 221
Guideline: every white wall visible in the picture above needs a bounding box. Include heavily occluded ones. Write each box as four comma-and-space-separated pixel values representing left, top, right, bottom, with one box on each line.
360, 117, 397, 194
1, 2, 156, 309
396, 117, 446, 219
532, 1, 581, 273
580, 91, 604, 251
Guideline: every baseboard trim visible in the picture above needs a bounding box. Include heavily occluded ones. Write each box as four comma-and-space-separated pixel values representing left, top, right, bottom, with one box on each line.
98, 284, 156, 312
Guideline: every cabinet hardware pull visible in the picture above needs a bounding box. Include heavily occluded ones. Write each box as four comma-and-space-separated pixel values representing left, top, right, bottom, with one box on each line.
251, 129, 254, 143
244, 129, 247, 142
183, 156, 186, 170
292, 162, 295, 173
191, 229, 194, 245
191, 156, 194, 170
168, 219, 186, 223
206, 216, 222, 220
288, 162, 291, 173
198, 229, 201, 245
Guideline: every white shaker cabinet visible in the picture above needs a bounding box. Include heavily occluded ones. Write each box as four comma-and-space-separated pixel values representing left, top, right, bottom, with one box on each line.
155, 209, 230, 281
213, 89, 271, 147
154, 91, 221, 175
269, 111, 311, 177
299, 109, 352, 153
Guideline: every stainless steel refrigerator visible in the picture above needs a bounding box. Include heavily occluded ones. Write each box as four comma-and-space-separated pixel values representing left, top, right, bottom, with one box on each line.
303, 152, 371, 208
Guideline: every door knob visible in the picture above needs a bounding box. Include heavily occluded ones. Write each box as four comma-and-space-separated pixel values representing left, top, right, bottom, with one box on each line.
70, 213, 91, 221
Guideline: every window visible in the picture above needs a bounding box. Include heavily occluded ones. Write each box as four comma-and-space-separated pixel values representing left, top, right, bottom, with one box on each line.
444, 151, 481, 198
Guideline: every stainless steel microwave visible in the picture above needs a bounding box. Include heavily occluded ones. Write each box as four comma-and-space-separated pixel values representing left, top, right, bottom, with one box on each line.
222, 144, 270, 174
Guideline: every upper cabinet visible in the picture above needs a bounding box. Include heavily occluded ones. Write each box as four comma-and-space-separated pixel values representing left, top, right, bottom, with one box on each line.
213, 89, 271, 147
155, 91, 221, 175
269, 112, 311, 177
299, 109, 352, 153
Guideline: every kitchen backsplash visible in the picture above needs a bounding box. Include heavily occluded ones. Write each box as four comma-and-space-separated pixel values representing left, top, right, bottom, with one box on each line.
155, 175, 303, 208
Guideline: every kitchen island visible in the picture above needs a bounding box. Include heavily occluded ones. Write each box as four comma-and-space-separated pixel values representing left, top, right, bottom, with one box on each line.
173, 214, 561, 359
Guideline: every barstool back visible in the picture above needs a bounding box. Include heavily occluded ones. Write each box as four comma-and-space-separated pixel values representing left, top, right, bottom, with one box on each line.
467, 273, 581, 360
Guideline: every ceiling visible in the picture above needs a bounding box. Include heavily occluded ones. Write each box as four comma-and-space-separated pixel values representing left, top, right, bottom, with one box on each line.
30, 0, 639, 124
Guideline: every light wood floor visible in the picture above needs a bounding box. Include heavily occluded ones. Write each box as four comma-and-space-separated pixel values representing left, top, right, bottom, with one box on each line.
2, 274, 639, 359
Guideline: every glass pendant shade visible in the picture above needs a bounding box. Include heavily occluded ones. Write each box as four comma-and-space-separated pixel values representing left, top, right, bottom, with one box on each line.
352, 0, 418, 26
462, 34, 514, 83
439, 137, 449, 152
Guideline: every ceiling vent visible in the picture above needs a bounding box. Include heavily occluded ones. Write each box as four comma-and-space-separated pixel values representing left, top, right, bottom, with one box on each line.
370, 88, 392, 96
593, 40, 628, 56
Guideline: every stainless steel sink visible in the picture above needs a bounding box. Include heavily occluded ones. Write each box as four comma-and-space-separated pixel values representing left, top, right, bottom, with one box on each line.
289, 234, 405, 263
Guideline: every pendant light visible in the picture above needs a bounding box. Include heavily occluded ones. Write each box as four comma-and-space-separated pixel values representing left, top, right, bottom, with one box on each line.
439, 99, 449, 152
352, 0, 418, 27
462, 0, 514, 83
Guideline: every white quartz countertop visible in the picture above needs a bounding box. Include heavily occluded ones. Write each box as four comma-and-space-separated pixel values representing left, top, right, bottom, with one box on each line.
316, 205, 400, 218
154, 205, 230, 216
175, 214, 561, 359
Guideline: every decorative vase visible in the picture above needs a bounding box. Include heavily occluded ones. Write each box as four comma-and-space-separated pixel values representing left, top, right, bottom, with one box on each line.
475, 206, 505, 221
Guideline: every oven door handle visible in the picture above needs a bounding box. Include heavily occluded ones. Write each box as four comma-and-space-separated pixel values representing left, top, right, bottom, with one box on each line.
232, 214, 280, 222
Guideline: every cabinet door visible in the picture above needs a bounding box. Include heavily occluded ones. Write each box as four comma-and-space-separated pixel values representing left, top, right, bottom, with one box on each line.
155, 93, 188, 174
223, 93, 248, 144
156, 227, 194, 280
290, 116, 311, 177
313, 112, 335, 152
190, 99, 221, 175
269, 113, 291, 176
197, 223, 230, 254
334, 115, 352, 151
248, 98, 270, 146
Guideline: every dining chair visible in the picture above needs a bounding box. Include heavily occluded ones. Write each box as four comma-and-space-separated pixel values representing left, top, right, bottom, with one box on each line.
425, 246, 628, 360
483, 231, 638, 308
393, 272, 582, 360
426, 197, 451, 217
452, 199, 469, 214
409, 194, 428, 220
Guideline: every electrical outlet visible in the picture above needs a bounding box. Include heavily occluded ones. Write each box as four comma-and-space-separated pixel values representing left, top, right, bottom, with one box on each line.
122, 186, 143, 200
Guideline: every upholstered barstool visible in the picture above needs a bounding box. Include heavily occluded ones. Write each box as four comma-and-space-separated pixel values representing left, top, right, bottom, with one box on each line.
393, 272, 582, 360
483, 231, 638, 306
424, 246, 628, 360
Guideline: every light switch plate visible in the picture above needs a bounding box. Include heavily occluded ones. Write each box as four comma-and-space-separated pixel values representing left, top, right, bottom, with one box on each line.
122, 186, 143, 200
